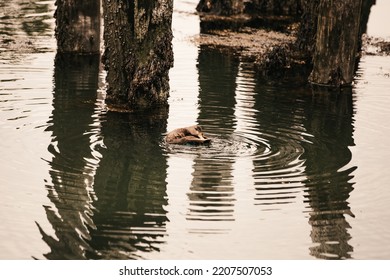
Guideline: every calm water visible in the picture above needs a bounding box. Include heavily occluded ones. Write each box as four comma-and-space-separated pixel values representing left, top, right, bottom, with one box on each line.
1, 0, 390, 260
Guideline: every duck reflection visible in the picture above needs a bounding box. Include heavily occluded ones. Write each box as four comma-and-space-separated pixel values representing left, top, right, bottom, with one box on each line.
302, 87, 356, 259
88, 109, 169, 259
37, 53, 101, 259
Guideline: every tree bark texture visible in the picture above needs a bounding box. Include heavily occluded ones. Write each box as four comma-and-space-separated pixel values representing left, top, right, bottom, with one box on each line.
55, 0, 101, 54
196, 0, 244, 16
309, 0, 363, 87
102, 0, 174, 111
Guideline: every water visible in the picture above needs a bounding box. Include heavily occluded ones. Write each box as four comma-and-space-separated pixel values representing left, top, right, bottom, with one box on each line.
1, 0, 390, 260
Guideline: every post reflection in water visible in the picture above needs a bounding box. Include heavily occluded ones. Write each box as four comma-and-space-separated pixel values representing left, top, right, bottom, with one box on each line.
190, 46, 240, 231
39, 52, 169, 259
89, 109, 169, 259
302, 88, 356, 259
251, 77, 356, 259
251, 75, 307, 211
190, 46, 357, 259
38, 54, 101, 259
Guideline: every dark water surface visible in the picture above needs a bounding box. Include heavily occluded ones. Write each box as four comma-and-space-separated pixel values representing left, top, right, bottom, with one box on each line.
1, 1, 390, 259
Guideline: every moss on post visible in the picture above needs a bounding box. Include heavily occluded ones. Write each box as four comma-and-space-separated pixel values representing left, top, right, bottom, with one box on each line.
102, 0, 174, 111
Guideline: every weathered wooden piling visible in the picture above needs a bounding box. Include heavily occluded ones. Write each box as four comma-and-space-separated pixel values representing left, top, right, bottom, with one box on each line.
309, 0, 363, 87
102, 0, 174, 111
54, 0, 101, 54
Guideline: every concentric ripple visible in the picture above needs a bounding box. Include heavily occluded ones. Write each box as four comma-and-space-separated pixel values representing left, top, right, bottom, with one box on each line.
161, 132, 261, 159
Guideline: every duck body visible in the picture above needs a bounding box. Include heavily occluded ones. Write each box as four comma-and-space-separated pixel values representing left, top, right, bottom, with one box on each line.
165, 125, 211, 145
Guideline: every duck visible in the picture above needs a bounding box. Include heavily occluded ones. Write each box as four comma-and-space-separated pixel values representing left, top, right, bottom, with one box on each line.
165, 125, 211, 145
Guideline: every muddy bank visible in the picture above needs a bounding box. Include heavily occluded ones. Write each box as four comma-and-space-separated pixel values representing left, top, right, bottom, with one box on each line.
193, 27, 294, 58
193, 12, 307, 79
361, 35, 390, 56
193, 11, 389, 81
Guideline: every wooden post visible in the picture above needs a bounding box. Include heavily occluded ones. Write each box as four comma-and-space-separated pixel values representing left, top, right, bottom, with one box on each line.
55, 0, 101, 54
102, 0, 174, 111
309, 0, 363, 87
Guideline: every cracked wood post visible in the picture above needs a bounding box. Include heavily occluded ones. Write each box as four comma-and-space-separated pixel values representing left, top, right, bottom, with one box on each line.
309, 0, 363, 87
55, 0, 101, 54
102, 0, 174, 111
